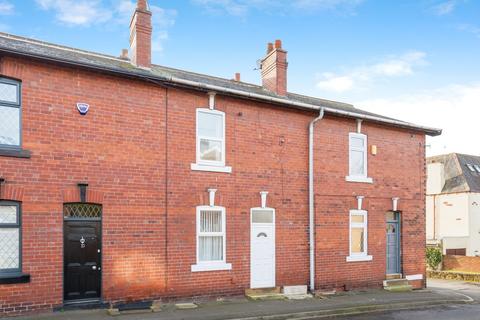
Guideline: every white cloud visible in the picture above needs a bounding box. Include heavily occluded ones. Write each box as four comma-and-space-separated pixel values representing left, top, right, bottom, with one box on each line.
0, 0, 13, 15
293, 0, 364, 10
151, 6, 177, 29
355, 83, 480, 156
191, 0, 250, 16
35, 0, 111, 26
192, 0, 363, 16
458, 24, 480, 39
34, 0, 177, 54
316, 51, 427, 93
317, 74, 355, 92
115, 0, 136, 21
150, 6, 177, 53
152, 30, 169, 53
432, 0, 457, 15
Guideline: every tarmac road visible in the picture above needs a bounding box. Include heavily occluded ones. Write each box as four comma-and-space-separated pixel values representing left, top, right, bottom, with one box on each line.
325, 278, 480, 320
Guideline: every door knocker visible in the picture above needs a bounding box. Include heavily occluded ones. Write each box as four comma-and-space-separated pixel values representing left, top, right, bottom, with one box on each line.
80, 236, 86, 248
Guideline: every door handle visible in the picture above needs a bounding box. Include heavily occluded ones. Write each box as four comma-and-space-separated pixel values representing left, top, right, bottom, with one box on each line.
92, 266, 97, 270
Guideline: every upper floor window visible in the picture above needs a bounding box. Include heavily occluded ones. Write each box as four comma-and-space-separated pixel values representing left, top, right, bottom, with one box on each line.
346, 132, 372, 183
197, 109, 224, 165
191, 108, 231, 173
0, 201, 22, 275
0, 78, 21, 148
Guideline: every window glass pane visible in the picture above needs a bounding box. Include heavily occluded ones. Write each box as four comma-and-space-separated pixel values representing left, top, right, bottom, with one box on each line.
199, 236, 223, 261
350, 136, 364, 149
252, 210, 273, 223
0, 228, 19, 269
351, 214, 364, 224
350, 150, 365, 176
0, 206, 17, 224
200, 139, 222, 162
386, 211, 396, 222
0, 106, 20, 146
200, 210, 223, 232
0, 82, 18, 104
198, 112, 223, 138
351, 227, 365, 253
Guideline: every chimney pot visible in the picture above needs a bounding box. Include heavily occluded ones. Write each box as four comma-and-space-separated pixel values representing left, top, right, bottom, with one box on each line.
137, 0, 148, 10
235, 73, 241, 82
274, 39, 282, 49
267, 42, 274, 54
120, 49, 129, 60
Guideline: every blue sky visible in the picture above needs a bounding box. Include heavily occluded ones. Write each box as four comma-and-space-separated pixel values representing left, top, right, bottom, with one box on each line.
1, 0, 479, 156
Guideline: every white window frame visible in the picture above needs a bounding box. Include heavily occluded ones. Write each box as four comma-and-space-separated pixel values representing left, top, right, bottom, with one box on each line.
191, 108, 232, 173
346, 132, 372, 183
0, 78, 22, 149
191, 205, 232, 272
347, 209, 373, 262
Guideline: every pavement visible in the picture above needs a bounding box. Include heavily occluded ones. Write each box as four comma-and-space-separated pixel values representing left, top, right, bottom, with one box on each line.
335, 279, 480, 320
7, 281, 476, 320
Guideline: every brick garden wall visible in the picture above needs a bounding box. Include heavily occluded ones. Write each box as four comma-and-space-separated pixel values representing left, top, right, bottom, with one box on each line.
0, 55, 427, 316
443, 255, 480, 273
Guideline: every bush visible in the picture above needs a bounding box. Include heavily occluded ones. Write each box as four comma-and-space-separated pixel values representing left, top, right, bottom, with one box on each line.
426, 247, 442, 270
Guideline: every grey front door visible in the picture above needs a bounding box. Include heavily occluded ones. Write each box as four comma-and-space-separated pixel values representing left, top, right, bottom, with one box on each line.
386, 212, 400, 274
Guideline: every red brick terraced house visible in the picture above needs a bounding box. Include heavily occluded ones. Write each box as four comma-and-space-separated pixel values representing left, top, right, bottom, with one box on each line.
0, 0, 441, 316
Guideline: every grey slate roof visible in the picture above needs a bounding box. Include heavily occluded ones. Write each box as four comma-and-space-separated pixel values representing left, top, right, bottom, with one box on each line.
428, 153, 480, 194
0, 32, 441, 135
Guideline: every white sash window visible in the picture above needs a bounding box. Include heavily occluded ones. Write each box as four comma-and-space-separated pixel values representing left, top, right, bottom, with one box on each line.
192, 206, 232, 272
347, 209, 372, 262
346, 132, 372, 183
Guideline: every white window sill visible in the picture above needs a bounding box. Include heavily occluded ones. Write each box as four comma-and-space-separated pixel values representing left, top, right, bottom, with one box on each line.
346, 255, 373, 262
191, 163, 232, 173
345, 176, 373, 184
191, 262, 232, 272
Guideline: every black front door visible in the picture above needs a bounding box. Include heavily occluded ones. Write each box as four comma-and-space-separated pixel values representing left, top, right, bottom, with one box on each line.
64, 221, 101, 301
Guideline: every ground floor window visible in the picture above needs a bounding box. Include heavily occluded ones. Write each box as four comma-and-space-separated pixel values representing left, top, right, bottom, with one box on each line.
0, 201, 21, 274
347, 209, 372, 262
191, 205, 231, 272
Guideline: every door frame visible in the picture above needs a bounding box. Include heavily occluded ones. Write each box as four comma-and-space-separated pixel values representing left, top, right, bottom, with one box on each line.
386, 210, 402, 275
62, 203, 103, 304
250, 207, 276, 289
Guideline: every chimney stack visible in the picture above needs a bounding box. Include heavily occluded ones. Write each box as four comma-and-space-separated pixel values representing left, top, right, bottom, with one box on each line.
130, 0, 152, 68
260, 39, 288, 96
234, 72, 241, 82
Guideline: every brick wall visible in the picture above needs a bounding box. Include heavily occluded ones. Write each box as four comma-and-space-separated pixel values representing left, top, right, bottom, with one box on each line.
0, 55, 427, 316
313, 116, 426, 291
0, 56, 167, 316
443, 255, 480, 273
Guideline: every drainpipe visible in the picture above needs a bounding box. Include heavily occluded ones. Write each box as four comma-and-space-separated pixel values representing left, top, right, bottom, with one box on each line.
309, 107, 325, 293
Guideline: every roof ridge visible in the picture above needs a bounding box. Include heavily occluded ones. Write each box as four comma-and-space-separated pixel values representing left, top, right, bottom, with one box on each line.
0, 32, 128, 64
287, 91, 354, 107
153, 64, 263, 89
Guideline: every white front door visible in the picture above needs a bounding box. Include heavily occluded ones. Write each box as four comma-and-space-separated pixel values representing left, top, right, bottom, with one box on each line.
250, 208, 275, 289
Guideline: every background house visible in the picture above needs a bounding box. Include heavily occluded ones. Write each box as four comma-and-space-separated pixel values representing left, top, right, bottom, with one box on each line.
426, 153, 480, 256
